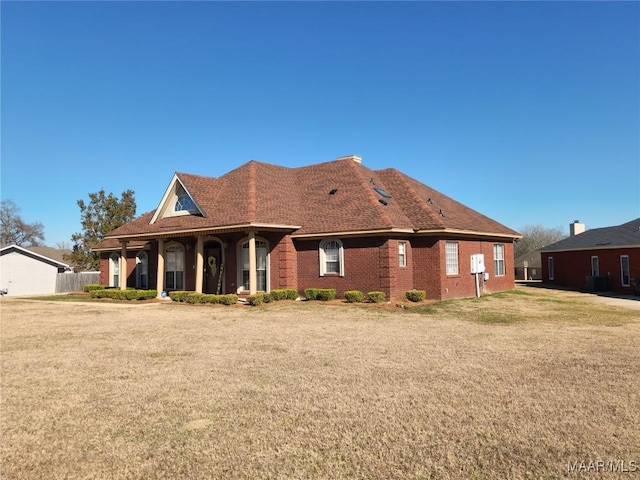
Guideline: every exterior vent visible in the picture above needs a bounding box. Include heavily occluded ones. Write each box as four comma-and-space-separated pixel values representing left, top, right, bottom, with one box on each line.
337, 155, 362, 164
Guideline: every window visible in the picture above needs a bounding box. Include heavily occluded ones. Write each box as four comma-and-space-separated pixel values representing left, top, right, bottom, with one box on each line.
241, 239, 268, 291
319, 239, 344, 276
548, 256, 554, 280
445, 241, 459, 275
399, 242, 407, 267
165, 244, 185, 290
174, 184, 197, 213
136, 251, 148, 289
175, 194, 196, 212
591, 256, 599, 276
621, 255, 630, 287
493, 244, 505, 276
110, 253, 120, 287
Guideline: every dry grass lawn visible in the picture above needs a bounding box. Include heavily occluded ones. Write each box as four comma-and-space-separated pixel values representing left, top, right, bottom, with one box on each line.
1, 286, 639, 479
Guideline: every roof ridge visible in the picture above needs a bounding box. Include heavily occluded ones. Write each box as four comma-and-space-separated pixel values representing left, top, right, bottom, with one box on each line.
386, 169, 444, 228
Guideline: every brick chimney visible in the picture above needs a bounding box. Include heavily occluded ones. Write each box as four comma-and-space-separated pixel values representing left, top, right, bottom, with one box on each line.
570, 220, 586, 236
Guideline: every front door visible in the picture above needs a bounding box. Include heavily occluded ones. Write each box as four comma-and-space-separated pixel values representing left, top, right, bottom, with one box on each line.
204, 242, 223, 294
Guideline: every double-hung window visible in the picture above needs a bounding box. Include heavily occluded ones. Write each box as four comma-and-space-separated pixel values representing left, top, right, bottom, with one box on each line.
591, 256, 599, 276
110, 253, 120, 287
621, 255, 630, 287
136, 251, 148, 289
445, 241, 459, 275
241, 240, 268, 291
493, 244, 505, 276
399, 242, 407, 267
165, 244, 185, 290
320, 239, 344, 276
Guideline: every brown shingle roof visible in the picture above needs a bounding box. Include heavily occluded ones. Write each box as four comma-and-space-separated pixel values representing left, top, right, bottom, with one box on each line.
100, 157, 519, 244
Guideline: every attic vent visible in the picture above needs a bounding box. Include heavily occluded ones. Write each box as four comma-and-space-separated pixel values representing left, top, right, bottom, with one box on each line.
379, 199, 388, 206
329, 188, 338, 195
427, 198, 433, 204
439, 209, 445, 217
374, 187, 392, 199
337, 155, 362, 164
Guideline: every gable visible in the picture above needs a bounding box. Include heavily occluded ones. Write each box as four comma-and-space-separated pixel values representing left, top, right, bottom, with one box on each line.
150, 174, 206, 224
0, 244, 69, 269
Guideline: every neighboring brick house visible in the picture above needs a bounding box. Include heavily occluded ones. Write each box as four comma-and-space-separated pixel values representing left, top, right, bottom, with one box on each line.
94, 155, 520, 300
540, 219, 640, 295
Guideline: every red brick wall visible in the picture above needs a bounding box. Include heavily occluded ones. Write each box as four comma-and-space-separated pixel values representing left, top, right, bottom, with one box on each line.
295, 237, 390, 298
411, 237, 516, 300
411, 237, 442, 300
98, 234, 516, 300
387, 238, 415, 300
541, 248, 639, 294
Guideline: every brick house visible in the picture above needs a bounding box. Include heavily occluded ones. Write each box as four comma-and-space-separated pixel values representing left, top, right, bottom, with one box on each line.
94, 155, 520, 300
540, 219, 640, 295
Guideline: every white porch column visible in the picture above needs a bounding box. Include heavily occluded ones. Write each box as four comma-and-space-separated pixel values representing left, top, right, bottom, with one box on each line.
195, 236, 204, 294
156, 238, 165, 298
120, 241, 128, 290
248, 231, 257, 295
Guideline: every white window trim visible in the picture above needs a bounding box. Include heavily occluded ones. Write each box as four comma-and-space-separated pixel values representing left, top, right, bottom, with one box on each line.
493, 244, 505, 277
165, 242, 185, 291
445, 241, 459, 276
237, 237, 270, 293
399, 241, 407, 268
319, 238, 345, 277
620, 255, 630, 287
591, 256, 599, 276
109, 253, 120, 287
548, 256, 554, 280
136, 251, 148, 289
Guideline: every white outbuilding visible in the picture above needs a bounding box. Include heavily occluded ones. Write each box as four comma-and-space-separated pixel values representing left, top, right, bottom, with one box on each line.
0, 244, 70, 296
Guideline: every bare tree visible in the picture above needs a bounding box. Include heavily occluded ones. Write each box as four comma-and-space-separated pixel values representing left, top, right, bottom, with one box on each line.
515, 224, 566, 258
0, 199, 45, 247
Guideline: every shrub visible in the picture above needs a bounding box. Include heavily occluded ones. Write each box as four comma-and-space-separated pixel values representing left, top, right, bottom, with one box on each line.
89, 289, 157, 300
168, 291, 189, 302
405, 289, 426, 302
169, 291, 238, 305
304, 288, 319, 300
184, 293, 205, 304
217, 294, 238, 305
344, 290, 365, 303
304, 288, 336, 301
246, 294, 264, 306
367, 291, 386, 303
315, 289, 336, 301
83, 284, 105, 292
270, 288, 298, 301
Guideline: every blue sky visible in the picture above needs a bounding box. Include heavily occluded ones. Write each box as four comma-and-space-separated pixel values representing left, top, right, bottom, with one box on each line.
2, 1, 638, 247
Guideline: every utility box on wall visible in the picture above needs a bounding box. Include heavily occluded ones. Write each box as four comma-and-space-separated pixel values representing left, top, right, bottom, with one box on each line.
470, 254, 485, 274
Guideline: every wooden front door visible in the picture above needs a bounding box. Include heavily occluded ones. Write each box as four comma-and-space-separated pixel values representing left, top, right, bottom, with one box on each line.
204, 242, 223, 294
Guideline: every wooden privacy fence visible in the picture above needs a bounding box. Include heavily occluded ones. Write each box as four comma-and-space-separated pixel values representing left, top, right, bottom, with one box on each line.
56, 272, 100, 293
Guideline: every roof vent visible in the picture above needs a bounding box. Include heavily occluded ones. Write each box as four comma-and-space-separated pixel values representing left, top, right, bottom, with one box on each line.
329, 188, 338, 195
337, 155, 362, 164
